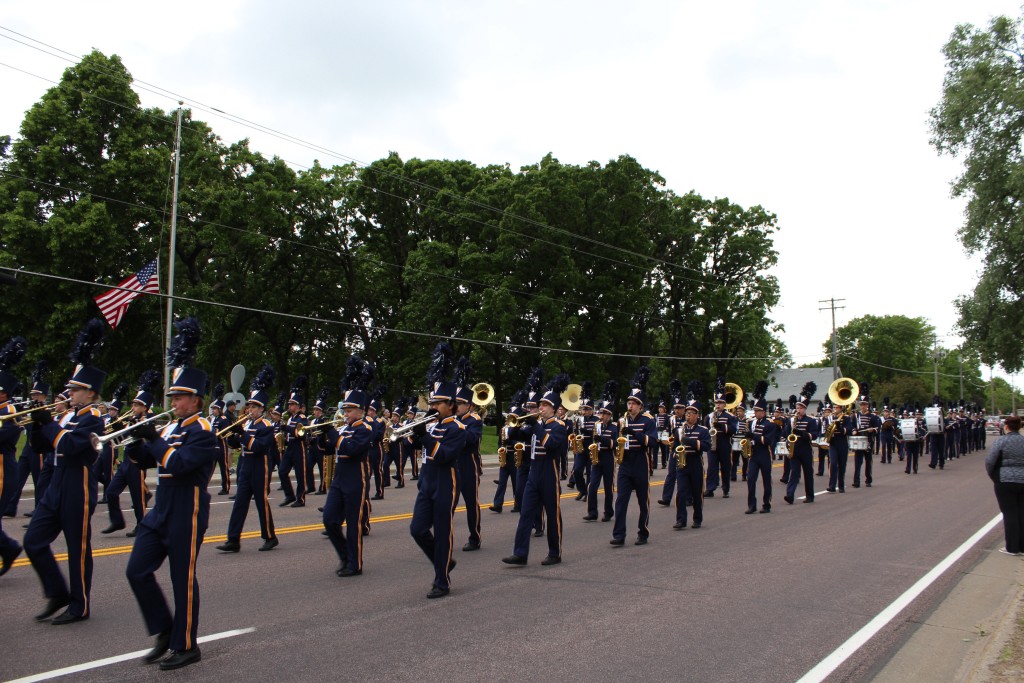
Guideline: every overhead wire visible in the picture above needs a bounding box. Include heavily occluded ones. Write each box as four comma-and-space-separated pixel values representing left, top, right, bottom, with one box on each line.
0, 266, 792, 362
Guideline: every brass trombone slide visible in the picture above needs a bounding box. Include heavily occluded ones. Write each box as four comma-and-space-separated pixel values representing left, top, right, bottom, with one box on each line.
0, 400, 65, 423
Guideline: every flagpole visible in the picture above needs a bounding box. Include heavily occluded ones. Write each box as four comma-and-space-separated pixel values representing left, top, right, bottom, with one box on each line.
163, 103, 184, 406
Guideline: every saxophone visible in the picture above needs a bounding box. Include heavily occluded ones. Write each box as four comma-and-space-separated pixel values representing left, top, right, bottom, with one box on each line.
497, 426, 507, 468
513, 442, 525, 468
589, 442, 599, 465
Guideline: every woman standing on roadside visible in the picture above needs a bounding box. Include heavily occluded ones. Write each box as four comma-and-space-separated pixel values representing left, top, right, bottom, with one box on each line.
986, 415, 1024, 555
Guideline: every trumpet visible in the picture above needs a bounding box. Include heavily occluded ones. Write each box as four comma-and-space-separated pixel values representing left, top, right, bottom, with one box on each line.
90, 410, 174, 453
505, 411, 540, 427
0, 400, 65, 423
216, 414, 250, 437
104, 409, 137, 433
297, 417, 347, 439
390, 413, 439, 441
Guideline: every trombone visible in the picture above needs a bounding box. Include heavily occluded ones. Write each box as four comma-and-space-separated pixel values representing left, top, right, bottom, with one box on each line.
105, 409, 138, 433
90, 410, 174, 453
216, 414, 250, 437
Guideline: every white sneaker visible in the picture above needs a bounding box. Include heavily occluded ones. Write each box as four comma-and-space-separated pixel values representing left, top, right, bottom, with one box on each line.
997, 548, 1020, 556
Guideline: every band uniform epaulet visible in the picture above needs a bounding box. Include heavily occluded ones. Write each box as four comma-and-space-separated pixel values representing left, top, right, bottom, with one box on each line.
197, 416, 212, 431
642, 411, 654, 419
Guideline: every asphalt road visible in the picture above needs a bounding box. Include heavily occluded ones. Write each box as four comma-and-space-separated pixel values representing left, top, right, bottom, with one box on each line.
0, 450, 1002, 683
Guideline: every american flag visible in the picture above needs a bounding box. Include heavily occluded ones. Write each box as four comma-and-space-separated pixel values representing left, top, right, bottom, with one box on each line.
93, 259, 160, 329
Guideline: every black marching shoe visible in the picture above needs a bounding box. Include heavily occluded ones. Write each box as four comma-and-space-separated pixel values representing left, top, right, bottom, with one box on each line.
218, 489, 228, 495
489, 504, 503, 513
279, 498, 295, 507
510, 505, 521, 513
722, 492, 730, 499
502, 555, 527, 566
634, 536, 648, 545
0, 544, 22, 577
159, 648, 201, 670
533, 529, 544, 538
601, 514, 613, 522
575, 492, 586, 501
426, 586, 449, 599
290, 501, 305, 508
541, 556, 561, 566
143, 628, 172, 664
567, 481, 575, 489
35, 596, 70, 622
609, 538, 625, 546
51, 608, 88, 625
656, 499, 670, 507
101, 522, 126, 534
462, 542, 481, 552
371, 494, 384, 501
704, 490, 715, 498
673, 522, 685, 530
492, 479, 500, 486
228, 495, 236, 500
258, 537, 279, 551
216, 540, 240, 553
784, 495, 794, 505
691, 523, 701, 529
337, 567, 361, 577
760, 506, 771, 513
745, 507, 757, 514
582, 514, 597, 521
126, 527, 138, 538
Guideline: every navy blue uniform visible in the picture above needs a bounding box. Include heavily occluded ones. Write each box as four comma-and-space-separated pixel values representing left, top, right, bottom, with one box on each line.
746, 417, 777, 511
125, 412, 217, 653
385, 419, 404, 488
513, 416, 567, 560
852, 411, 880, 487
492, 425, 518, 509
827, 414, 853, 491
675, 423, 710, 527
25, 405, 103, 618
571, 415, 595, 492
368, 415, 386, 498
322, 418, 373, 571
224, 417, 277, 544
613, 411, 658, 542
106, 442, 148, 531
280, 412, 309, 505
587, 419, 618, 520
705, 410, 737, 495
786, 415, 820, 502
879, 415, 898, 463
902, 418, 926, 474
3, 422, 49, 517
456, 410, 483, 547
399, 416, 420, 481
0, 401, 25, 564
209, 414, 231, 493
410, 416, 466, 591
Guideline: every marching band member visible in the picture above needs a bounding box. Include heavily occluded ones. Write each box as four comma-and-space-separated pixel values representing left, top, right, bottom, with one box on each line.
927, 396, 947, 470
852, 385, 880, 488
102, 371, 159, 537
216, 365, 279, 553
826, 402, 853, 493
503, 374, 569, 566
584, 380, 618, 522
491, 391, 524, 513
24, 320, 105, 623
515, 369, 545, 536
569, 382, 595, 498
410, 343, 466, 598
124, 317, 217, 670
208, 384, 231, 495
386, 398, 406, 489
657, 380, 685, 507
734, 403, 750, 482
400, 400, 420, 482
674, 384, 710, 529
777, 400, 792, 484
278, 376, 309, 508
322, 356, 374, 577
611, 365, 657, 546
784, 383, 819, 504
879, 400, 897, 463
745, 381, 776, 514
3, 359, 48, 519
309, 388, 330, 494
655, 398, 671, 470
453, 357, 484, 551
902, 405, 926, 474
705, 377, 738, 498
0, 337, 27, 577
366, 383, 387, 500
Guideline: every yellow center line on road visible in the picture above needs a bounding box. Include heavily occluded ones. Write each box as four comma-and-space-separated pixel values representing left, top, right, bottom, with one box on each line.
9, 456, 800, 568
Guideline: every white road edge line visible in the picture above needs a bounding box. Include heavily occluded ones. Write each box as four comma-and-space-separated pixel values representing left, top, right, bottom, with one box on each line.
795, 513, 1003, 683
7, 626, 257, 683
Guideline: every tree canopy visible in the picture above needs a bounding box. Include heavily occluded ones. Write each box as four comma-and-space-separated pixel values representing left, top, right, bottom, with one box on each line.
0, 50, 788, 408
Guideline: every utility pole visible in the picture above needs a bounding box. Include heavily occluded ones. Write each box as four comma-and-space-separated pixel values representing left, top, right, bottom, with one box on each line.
991, 366, 996, 415
958, 352, 964, 401
163, 103, 184, 407
818, 298, 845, 380
931, 336, 946, 398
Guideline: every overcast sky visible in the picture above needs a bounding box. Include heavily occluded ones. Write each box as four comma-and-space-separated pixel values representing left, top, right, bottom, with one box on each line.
1, 1, 1020, 377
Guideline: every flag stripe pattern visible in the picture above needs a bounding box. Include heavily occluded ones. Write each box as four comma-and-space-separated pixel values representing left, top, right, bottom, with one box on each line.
93, 260, 159, 329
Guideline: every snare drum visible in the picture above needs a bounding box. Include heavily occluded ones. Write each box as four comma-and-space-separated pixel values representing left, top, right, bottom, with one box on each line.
732, 436, 744, 452
848, 435, 869, 451
924, 407, 944, 434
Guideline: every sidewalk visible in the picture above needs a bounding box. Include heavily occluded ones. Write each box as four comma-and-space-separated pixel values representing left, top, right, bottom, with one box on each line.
871, 539, 1024, 682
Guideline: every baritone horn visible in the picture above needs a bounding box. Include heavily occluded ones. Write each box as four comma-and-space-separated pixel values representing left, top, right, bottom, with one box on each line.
724, 383, 744, 411
561, 384, 583, 413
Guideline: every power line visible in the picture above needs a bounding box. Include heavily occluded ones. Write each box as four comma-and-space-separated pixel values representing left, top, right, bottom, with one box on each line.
838, 352, 988, 388
0, 266, 788, 362
0, 26, 721, 281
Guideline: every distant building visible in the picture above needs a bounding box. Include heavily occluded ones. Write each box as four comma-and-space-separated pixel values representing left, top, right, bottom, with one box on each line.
765, 367, 839, 414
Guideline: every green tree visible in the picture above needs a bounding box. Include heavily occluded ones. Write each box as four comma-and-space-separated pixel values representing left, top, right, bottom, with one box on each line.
930, 13, 1024, 371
